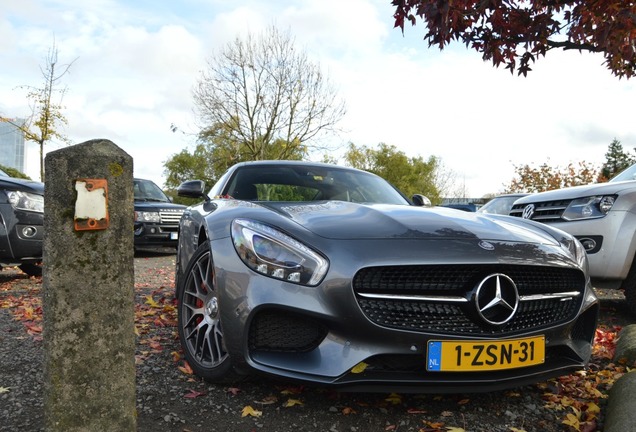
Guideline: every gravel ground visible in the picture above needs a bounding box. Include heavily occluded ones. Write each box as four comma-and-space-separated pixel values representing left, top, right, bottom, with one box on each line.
0, 252, 632, 432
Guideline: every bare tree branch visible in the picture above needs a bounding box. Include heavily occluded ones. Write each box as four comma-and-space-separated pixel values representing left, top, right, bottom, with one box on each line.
192, 26, 346, 161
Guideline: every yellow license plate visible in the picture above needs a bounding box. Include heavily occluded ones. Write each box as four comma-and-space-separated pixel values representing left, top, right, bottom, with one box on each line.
427, 336, 545, 372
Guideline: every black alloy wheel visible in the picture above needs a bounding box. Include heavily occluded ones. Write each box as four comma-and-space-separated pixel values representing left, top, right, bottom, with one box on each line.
177, 243, 234, 382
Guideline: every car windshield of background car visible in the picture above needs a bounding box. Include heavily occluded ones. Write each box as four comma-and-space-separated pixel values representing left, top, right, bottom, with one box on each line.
610, 163, 636, 183
134, 180, 170, 202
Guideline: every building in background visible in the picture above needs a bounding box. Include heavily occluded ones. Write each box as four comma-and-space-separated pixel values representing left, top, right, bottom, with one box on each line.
0, 119, 26, 173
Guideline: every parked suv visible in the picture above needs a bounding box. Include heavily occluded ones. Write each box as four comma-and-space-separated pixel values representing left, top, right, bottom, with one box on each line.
509, 164, 636, 314
134, 178, 186, 251
0, 169, 44, 276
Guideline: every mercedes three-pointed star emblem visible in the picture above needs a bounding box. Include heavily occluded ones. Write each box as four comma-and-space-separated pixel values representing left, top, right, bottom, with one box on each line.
474, 273, 519, 325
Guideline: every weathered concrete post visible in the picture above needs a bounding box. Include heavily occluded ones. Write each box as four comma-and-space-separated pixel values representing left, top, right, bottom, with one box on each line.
43, 139, 136, 431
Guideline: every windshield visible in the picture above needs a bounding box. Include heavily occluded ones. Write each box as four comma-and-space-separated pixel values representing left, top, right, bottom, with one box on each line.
478, 195, 528, 215
134, 179, 170, 202
610, 164, 636, 183
222, 164, 410, 205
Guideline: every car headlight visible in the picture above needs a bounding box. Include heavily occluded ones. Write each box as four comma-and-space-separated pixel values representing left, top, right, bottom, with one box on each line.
231, 218, 329, 286
7, 190, 44, 213
560, 235, 589, 274
562, 195, 615, 221
135, 211, 161, 223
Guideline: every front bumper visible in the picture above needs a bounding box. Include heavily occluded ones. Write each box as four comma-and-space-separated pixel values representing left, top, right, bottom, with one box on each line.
134, 222, 179, 248
548, 210, 636, 282
0, 204, 43, 265
210, 236, 599, 392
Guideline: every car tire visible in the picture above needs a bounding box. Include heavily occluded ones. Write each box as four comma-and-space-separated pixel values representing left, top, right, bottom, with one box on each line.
622, 255, 636, 316
19, 262, 42, 277
177, 243, 238, 383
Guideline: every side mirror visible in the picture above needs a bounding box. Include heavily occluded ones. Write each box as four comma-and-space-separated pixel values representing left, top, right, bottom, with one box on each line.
177, 180, 208, 200
412, 194, 432, 207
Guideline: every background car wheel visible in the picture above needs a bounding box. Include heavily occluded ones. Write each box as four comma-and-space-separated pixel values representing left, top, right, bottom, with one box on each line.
621, 254, 636, 316
19, 262, 42, 277
177, 243, 238, 383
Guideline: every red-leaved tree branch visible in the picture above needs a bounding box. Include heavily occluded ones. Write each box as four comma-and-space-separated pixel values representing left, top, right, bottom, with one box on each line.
392, 0, 636, 78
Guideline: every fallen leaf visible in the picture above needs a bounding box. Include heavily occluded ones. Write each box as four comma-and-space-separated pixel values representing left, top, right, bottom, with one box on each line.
280, 386, 304, 395
144, 295, 159, 308
586, 402, 601, 415
562, 412, 580, 429
226, 387, 241, 396
241, 405, 263, 418
257, 395, 278, 405
385, 393, 402, 405
351, 362, 368, 374
284, 398, 303, 407
0, 387, 10, 394
184, 389, 206, 399
407, 408, 427, 414
178, 361, 193, 375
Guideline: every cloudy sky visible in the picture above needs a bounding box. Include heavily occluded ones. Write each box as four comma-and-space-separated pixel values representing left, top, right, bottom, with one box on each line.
1, 0, 635, 197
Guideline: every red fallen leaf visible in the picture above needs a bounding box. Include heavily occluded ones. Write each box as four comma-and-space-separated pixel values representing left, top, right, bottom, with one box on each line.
148, 341, 162, 351
407, 408, 427, 414
457, 398, 470, 405
580, 419, 598, 432
24, 322, 42, 334
184, 389, 206, 399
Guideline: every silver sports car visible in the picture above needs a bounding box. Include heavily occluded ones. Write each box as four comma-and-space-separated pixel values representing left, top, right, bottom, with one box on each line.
175, 160, 599, 392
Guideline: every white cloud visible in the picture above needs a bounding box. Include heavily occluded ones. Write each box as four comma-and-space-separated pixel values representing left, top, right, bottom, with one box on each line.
1, 0, 635, 197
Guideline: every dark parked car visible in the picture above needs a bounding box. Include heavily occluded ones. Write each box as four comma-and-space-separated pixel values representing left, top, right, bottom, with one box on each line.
175, 161, 598, 392
133, 178, 186, 251
0, 169, 44, 276
440, 203, 480, 212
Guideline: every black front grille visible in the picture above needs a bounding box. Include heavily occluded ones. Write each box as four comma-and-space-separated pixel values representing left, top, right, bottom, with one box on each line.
354, 265, 584, 336
248, 310, 327, 353
354, 264, 583, 296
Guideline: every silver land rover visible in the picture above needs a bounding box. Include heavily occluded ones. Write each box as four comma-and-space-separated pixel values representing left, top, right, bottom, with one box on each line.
510, 164, 636, 314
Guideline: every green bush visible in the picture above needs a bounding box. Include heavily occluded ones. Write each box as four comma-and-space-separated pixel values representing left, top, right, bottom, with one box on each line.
0, 164, 31, 180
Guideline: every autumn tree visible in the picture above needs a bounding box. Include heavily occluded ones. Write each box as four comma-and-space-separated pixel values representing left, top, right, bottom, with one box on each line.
504, 161, 599, 193
192, 26, 346, 162
164, 122, 306, 201
344, 142, 441, 204
599, 138, 635, 181
0, 42, 74, 180
392, 1, 636, 78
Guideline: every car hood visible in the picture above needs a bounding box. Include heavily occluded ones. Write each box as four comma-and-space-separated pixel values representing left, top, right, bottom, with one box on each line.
0, 177, 44, 195
514, 180, 636, 204
134, 200, 186, 211
259, 201, 559, 244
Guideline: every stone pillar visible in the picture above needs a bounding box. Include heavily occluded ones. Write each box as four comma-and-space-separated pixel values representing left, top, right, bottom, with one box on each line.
43, 139, 136, 431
